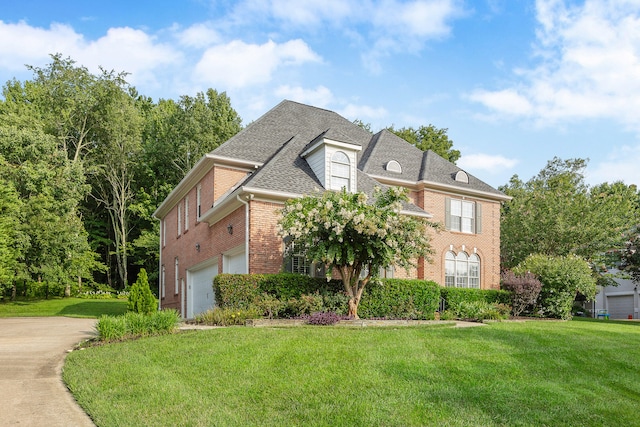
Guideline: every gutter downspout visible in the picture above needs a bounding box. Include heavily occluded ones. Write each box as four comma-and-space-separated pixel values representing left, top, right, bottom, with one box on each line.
157, 219, 162, 311
236, 194, 253, 273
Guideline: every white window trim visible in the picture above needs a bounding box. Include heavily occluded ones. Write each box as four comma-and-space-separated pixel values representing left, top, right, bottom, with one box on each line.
445, 251, 480, 289
184, 196, 189, 232
177, 204, 182, 236
174, 257, 179, 295
330, 150, 351, 191
196, 184, 202, 220
161, 265, 166, 298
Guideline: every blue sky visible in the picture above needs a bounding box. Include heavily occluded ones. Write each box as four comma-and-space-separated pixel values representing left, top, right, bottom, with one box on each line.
2, 0, 639, 189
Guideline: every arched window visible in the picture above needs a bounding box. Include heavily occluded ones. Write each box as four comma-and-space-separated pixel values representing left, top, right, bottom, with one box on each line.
444, 251, 480, 288
330, 151, 350, 190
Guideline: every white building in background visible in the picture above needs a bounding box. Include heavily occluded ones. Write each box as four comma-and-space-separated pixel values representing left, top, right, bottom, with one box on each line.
592, 270, 639, 319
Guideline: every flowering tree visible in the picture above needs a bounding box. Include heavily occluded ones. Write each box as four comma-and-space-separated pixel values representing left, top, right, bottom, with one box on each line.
278, 187, 435, 318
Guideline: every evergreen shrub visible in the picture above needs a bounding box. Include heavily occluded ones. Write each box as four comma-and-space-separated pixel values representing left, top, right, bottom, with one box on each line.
127, 269, 157, 315
358, 279, 440, 320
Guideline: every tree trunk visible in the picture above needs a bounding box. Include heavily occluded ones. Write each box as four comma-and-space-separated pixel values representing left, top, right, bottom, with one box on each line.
348, 297, 359, 319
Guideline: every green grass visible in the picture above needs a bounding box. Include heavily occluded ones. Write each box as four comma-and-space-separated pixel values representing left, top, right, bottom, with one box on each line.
63, 319, 640, 426
0, 297, 128, 318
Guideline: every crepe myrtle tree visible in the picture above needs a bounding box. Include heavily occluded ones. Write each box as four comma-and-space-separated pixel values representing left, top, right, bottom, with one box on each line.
278, 187, 436, 318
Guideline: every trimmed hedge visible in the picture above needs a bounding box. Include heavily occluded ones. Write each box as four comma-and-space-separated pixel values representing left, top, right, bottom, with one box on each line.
440, 287, 511, 311
214, 274, 441, 320
359, 279, 441, 320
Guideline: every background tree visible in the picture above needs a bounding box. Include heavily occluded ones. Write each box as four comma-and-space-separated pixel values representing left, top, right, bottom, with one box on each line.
278, 187, 436, 318
388, 124, 461, 163
620, 226, 640, 283
500, 157, 638, 270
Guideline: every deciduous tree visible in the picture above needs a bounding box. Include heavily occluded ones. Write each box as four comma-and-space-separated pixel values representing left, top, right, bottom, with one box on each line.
278, 187, 435, 318
500, 158, 638, 269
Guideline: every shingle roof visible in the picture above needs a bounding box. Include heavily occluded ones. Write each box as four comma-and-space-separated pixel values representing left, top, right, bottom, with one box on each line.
211, 99, 506, 201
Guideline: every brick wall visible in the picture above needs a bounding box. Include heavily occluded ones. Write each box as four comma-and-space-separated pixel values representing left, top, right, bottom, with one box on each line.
248, 200, 284, 274
420, 189, 501, 290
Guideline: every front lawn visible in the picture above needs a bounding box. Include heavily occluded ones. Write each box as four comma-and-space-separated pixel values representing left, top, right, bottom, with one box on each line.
0, 297, 128, 318
63, 319, 640, 426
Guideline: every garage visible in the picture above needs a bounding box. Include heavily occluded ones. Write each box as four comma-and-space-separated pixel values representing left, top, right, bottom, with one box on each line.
607, 295, 635, 320
224, 246, 246, 274
186, 261, 218, 319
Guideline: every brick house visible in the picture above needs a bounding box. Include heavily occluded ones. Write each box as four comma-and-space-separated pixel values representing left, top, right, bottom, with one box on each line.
153, 100, 510, 318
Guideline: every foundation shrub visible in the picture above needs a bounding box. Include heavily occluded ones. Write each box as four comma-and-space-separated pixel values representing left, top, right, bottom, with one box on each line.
214, 274, 264, 310
440, 287, 511, 311
194, 306, 261, 326
358, 279, 440, 320
449, 300, 511, 321
501, 270, 543, 316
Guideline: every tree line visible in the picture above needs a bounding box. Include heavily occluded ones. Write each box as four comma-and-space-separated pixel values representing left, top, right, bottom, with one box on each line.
1, 54, 638, 300
0, 54, 241, 298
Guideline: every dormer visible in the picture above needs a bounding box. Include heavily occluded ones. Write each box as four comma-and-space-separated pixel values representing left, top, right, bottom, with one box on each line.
301, 129, 362, 193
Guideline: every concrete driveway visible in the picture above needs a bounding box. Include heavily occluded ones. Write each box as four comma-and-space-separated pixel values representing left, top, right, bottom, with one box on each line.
0, 317, 97, 427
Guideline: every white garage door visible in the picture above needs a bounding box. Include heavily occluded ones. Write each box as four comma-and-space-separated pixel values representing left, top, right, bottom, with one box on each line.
607, 295, 634, 319
187, 262, 218, 319
224, 249, 246, 274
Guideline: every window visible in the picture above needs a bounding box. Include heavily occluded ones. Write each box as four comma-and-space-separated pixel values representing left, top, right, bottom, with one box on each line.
174, 257, 179, 295
445, 251, 480, 289
285, 241, 325, 278
330, 151, 350, 190
184, 196, 189, 231
177, 204, 182, 236
161, 265, 166, 298
446, 198, 481, 234
196, 184, 202, 219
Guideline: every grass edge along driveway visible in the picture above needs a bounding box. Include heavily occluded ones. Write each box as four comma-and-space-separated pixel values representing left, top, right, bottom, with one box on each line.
64, 319, 640, 427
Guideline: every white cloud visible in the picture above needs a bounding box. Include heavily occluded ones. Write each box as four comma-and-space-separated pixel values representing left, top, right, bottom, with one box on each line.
175, 23, 221, 48
372, 0, 461, 38
193, 39, 321, 88
469, 0, 640, 130
458, 153, 519, 174
339, 103, 388, 121
269, 0, 353, 27
274, 85, 333, 107
0, 20, 180, 88
586, 144, 640, 186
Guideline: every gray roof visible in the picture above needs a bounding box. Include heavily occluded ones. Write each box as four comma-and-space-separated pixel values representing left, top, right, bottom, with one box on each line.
211, 100, 506, 201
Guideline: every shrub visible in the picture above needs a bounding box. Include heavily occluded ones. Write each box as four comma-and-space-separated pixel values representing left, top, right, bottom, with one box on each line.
306, 311, 342, 325
321, 292, 351, 315
252, 293, 286, 319
359, 279, 440, 320
214, 274, 264, 310
95, 310, 180, 342
514, 254, 597, 320
501, 270, 542, 316
450, 300, 511, 321
95, 315, 128, 342
440, 287, 511, 311
128, 269, 157, 315
194, 306, 261, 326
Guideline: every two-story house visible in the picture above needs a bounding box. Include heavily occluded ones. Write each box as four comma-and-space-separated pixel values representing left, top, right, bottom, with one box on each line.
153, 100, 510, 318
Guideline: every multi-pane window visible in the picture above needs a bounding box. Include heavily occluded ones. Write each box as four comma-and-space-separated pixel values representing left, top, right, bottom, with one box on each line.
177, 204, 182, 236
161, 265, 166, 298
196, 184, 202, 219
174, 257, 179, 295
184, 196, 189, 231
450, 200, 474, 233
444, 251, 480, 289
330, 151, 350, 190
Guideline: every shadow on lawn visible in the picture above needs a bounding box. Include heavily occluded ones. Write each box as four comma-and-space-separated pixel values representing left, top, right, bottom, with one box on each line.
57, 301, 128, 318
